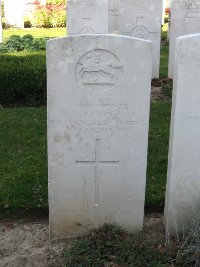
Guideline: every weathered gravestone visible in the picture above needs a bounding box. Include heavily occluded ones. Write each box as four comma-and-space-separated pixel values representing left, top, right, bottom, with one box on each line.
47, 34, 152, 239
164, 34, 200, 234
108, 0, 120, 34
67, 0, 108, 35
119, 0, 162, 78
168, 0, 200, 78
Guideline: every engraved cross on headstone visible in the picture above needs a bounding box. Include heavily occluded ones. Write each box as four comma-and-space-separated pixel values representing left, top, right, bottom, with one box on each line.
129, 17, 158, 40
76, 139, 119, 206
79, 18, 94, 34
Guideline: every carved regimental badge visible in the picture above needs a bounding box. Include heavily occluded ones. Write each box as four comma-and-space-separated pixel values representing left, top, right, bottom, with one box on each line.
75, 49, 123, 85
131, 17, 149, 39
79, 27, 94, 34
132, 26, 149, 39
186, 1, 200, 18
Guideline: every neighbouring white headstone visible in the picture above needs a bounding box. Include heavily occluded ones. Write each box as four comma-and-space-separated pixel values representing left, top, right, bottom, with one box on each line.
108, 0, 120, 34
164, 34, 200, 234
67, 0, 108, 35
168, 0, 200, 78
119, 0, 162, 78
47, 34, 152, 239
4, 0, 24, 28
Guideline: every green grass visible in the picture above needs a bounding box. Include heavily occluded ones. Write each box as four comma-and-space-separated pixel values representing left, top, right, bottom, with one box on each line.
0, 108, 47, 210
160, 23, 169, 79
0, 102, 171, 212
3, 27, 66, 39
160, 44, 169, 79
146, 101, 171, 210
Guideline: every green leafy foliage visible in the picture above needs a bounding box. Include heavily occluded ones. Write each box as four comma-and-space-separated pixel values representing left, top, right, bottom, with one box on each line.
47, 0, 66, 4
63, 224, 168, 267
0, 34, 49, 53
64, 221, 200, 266
31, 2, 66, 28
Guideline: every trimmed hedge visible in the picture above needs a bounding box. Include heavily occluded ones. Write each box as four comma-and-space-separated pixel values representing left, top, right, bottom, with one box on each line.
0, 51, 46, 107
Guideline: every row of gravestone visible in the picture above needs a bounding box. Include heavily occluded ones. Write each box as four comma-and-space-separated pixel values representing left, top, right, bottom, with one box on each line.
1, 0, 200, 78
67, 0, 200, 79
67, 0, 162, 78
47, 32, 200, 239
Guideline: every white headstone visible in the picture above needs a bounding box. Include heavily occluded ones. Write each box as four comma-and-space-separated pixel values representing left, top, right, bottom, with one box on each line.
164, 34, 200, 234
119, 0, 162, 78
4, 0, 24, 28
67, 0, 108, 35
168, 0, 200, 78
108, 0, 120, 34
47, 34, 152, 239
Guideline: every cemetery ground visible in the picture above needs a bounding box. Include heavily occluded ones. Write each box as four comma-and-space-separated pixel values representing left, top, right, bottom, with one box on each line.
0, 27, 194, 266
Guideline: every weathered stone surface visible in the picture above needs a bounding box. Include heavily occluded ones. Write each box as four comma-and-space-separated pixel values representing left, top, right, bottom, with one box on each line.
67, 0, 108, 35
119, 0, 162, 78
168, 0, 200, 78
108, 0, 120, 33
164, 34, 200, 234
47, 34, 152, 239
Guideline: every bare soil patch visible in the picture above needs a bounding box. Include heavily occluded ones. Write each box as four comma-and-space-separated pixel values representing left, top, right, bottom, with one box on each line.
0, 213, 164, 267
151, 86, 170, 101
0, 218, 69, 267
